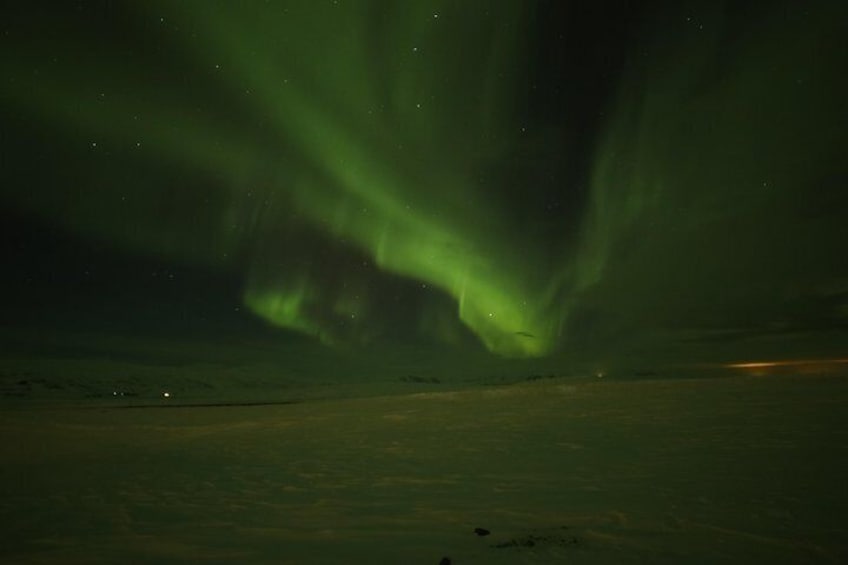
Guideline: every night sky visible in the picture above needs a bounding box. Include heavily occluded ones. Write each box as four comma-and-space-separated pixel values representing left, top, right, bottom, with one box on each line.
2, 1, 847, 379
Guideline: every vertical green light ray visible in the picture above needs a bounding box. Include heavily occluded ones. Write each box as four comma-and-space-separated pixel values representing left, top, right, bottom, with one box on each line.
565, 1, 848, 348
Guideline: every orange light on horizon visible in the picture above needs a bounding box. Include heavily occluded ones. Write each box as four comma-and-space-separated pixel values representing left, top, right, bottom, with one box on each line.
725, 358, 848, 369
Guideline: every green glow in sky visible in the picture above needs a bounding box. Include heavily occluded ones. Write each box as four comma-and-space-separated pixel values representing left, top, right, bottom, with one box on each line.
174, 1, 551, 355
1, 1, 846, 362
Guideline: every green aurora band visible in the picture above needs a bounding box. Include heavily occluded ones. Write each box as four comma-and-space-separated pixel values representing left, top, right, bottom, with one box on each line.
1, 1, 846, 360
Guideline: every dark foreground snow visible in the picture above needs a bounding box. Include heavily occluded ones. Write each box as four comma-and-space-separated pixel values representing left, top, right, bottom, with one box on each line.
1, 375, 846, 564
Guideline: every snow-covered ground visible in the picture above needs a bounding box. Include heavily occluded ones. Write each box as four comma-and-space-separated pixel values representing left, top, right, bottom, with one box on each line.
1, 374, 846, 564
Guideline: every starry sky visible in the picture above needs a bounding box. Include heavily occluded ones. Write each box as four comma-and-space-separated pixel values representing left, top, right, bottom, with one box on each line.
1, 0, 847, 379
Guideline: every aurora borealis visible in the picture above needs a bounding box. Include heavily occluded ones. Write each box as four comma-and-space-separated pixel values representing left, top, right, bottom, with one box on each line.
2, 1, 847, 374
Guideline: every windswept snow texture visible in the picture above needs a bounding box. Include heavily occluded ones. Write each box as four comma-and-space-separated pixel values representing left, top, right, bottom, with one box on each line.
1, 375, 846, 564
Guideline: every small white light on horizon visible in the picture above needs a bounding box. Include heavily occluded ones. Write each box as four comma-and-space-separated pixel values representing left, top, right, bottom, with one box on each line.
162, 391, 171, 398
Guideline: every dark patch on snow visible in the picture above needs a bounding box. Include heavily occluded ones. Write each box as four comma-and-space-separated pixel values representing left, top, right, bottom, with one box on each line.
400, 375, 441, 384
490, 526, 580, 550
